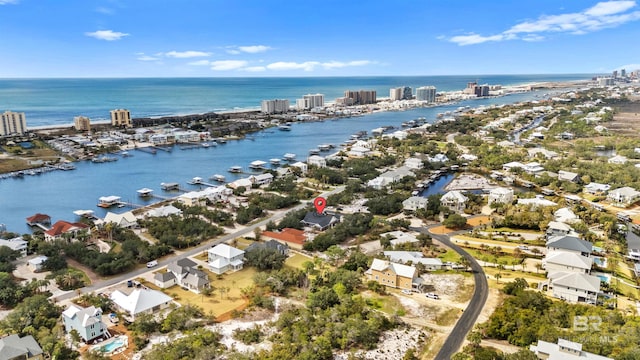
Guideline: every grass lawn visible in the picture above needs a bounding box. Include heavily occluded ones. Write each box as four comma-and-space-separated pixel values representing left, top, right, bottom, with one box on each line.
234, 238, 255, 250
150, 267, 258, 319
435, 308, 461, 326
452, 235, 519, 252
437, 249, 460, 263
484, 227, 541, 234
361, 291, 406, 316
285, 252, 313, 270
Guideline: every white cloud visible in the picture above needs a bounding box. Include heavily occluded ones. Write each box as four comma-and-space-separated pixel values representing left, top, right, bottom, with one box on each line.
187, 60, 211, 66
450, 1, 640, 45
85, 30, 129, 41
616, 63, 640, 70
0, 0, 19, 4
210, 60, 248, 71
321, 60, 372, 69
226, 49, 241, 55
243, 66, 266, 72
165, 50, 211, 58
267, 61, 321, 71
237, 45, 272, 53
95, 6, 114, 15
137, 55, 160, 61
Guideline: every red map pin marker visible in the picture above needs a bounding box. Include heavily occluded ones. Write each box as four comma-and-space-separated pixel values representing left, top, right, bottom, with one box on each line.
314, 197, 326, 214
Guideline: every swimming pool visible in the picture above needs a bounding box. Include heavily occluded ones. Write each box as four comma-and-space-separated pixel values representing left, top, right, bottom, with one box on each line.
94, 336, 127, 354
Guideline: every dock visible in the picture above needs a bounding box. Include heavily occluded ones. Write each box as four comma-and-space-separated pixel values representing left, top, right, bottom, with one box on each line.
135, 147, 157, 155
153, 145, 172, 152
187, 177, 217, 187
116, 200, 143, 209
160, 182, 188, 193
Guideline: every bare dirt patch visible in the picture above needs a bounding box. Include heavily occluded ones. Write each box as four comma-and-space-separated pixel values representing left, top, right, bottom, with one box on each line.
609, 102, 640, 136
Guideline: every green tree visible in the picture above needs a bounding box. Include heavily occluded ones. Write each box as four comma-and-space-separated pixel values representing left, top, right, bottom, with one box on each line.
443, 214, 467, 229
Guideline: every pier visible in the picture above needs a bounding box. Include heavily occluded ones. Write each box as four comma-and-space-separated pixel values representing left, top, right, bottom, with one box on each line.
116, 200, 143, 209
152, 145, 172, 153
135, 147, 157, 155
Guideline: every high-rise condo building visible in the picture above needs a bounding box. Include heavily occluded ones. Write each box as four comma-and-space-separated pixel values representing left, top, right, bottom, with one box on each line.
110, 109, 132, 127
261, 99, 290, 114
296, 94, 324, 110
474, 85, 490, 97
416, 86, 437, 102
345, 90, 377, 105
74, 116, 91, 131
621, 69, 626, 78
390, 87, 403, 101
1, 111, 27, 136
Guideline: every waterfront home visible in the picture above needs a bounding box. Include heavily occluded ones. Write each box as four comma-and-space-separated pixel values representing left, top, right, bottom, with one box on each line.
249, 173, 274, 186
291, 161, 308, 174
404, 157, 424, 170
145, 205, 183, 218
102, 211, 138, 228
428, 153, 449, 163
0, 334, 44, 360
488, 187, 514, 205
301, 211, 341, 231
367, 167, 416, 190
208, 244, 245, 275
558, 170, 580, 183
608, 155, 628, 165
25, 213, 51, 227
543, 251, 592, 275
246, 240, 289, 256
0, 237, 28, 257
530, 338, 612, 359
546, 235, 592, 258
27, 255, 48, 272
347, 145, 371, 158
162, 258, 211, 293
584, 182, 611, 195
383, 251, 443, 271
440, 191, 468, 214
177, 191, 206, 207
365, 259, 417, 291
62, 304, 108, 343
44, 221, 90, 242
402, 196, 429, 212
229, 178, 253, 190
607, 186, 640, 207
110, 288, 173, 321
261, 228, 308, 250
548, 272, 601, 305
307, 155, 327, 168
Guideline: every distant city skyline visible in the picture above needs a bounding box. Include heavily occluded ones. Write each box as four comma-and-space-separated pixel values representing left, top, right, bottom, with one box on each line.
1, 0, 639, 77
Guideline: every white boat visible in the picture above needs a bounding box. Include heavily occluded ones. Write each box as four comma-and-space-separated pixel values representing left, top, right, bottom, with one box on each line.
188, 177, 203, 185
309, 149, 320, 155
249, 160, 267, 170
201, 142, 211, 148
137, 188, 154, 197
318, 144, 332, 151
278, 124, 292, 131
283, 153, 296, 161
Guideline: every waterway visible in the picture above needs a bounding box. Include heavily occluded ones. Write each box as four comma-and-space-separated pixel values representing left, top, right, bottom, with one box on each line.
1, 90, 560, 233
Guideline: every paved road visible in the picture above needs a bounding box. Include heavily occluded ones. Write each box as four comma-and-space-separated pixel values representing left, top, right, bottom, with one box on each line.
411, 225, 489, 360
53, 186, 345, 302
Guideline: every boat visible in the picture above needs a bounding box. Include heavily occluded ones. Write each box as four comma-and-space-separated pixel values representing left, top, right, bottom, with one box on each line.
216, 138, 227, 144
210, 174, 226, 182
201, 142, 211, 148
91, 155, 118, 163
98, 195, 121, 208
309, 149, 320, 155
137, 188, 154, 197
160, 182, 180, 190
283, 153, 296, 161
278, 124, 292, 131
188, 177, 204, 185
249, 160, 267, 170
120, 151, 132, 157
318, 144, 332, 151
270, 158, 281, 165
228, 166, 243, 173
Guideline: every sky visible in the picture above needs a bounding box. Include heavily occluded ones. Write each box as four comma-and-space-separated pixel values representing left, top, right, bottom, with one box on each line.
0, 0, 639, 77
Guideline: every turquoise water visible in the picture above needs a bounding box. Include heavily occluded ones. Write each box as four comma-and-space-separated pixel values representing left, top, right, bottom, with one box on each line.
100, 338, 125, 353
0, 75, 593, 127
0, 76, 589, 232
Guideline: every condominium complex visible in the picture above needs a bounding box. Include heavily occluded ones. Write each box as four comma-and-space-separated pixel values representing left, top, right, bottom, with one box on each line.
344, 90, 377, 105
416, 86, 437, 102
110, 109, 132, 127
296, 93, 325, 110
389, 86, 412, 101
1, 111, 27, 136
73, 116, 91, 131
261, 99, 290, 114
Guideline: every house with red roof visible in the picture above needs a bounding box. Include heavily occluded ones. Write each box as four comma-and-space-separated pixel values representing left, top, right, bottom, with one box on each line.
261, 228, 308, 250
25, 213, 51, 227
44, 220, 90, 242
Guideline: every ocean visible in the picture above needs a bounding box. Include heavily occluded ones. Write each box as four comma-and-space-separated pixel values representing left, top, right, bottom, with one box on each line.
0, 75, 591, 232
0, 74, 593, 127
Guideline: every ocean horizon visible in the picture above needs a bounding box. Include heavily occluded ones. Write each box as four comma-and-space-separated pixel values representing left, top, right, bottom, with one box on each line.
0, 74, 595, 127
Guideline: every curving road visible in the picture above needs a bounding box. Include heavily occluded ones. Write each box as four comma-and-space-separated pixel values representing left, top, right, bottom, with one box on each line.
53, 186, 345, 302
411, 225, 489, 360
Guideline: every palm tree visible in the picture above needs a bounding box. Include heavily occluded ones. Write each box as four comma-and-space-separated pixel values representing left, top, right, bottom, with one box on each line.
494, 273, 502, 284
458, 255, 471, 272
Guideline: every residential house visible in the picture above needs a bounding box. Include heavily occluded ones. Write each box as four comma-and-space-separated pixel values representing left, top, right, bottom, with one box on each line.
402, 196, 429, 211
228, 178, 253, 190
307, 155, 327, 168
301, 211, 341, 231
549, 272, 601, 305
608, 155, 628, 165
44, 220, 90, 242
502, 161, 524, 172
62, 304, 108, 343
404, 157, 424, 170
25, 213, 51, 227
523, 162, 544, 174
383, 251, 443, 271
545, 221, 576, 239
530, 338, 612, 360
146, 205, 183, 218
110, 288, 173, 320
546, 235, 592, 257
428, 153, 449, 163
348, 146, 371, 158
459, 153, 478, 162
250, 173, 274, 186
153, 271, 177, 289
365, 258, 417, 290
163, 258, 210, 293
177, 191, 206, 207
543, 252, 592, 275
103, 211, 137, 228
208, 244, 245, 275
584, 182, 610, 195
0, 237, 28, 257
558, 170, 580, 183
246, 240, 289, 256
291, 161, 308, 174
440, 191, 468, 213
380, 231, 419, 246
607, 186, 640, 207
261, 228, 308, 250
517, 195, 557, 208
527, 148, 559, 159
0, 334, 44, 360
27, 256, 48, 272
367, 167, 416, 190
554, 207, 580, 224
488, 187, 514, 205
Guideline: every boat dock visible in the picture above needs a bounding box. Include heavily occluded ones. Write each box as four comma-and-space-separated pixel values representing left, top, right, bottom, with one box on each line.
135, 147, 157, 155
153, 145, 172, 152
116, 200, 143, 209
187, 177, 217, 187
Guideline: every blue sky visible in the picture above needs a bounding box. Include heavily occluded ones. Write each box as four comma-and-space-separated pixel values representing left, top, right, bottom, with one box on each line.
1, 0, 639, 77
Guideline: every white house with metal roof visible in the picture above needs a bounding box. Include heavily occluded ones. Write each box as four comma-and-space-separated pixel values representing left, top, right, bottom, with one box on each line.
110, 288, 174, 321
62, 304, 109, 343
549, 272, 601, 304
208, 243, 245, 274
530, 338, 612, 359
543, 251, 593, 275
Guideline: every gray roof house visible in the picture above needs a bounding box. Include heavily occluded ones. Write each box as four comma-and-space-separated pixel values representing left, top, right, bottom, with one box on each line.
153, 271, 177, 289
0, 334, 44, 360
530, 338, 612, 359
546, 235, 592, 257
545, 221, 576, 239
62, 304, 108, 343
301, 211, 341, 231
246, 239, 289, 256
607, 186, 640, 207
402, 196, 429, 211
558, 170, 580, 183
165, 258, 210, 293
383, 251, 443, 271
543, 251, 592, 276
549, 272, 601, 305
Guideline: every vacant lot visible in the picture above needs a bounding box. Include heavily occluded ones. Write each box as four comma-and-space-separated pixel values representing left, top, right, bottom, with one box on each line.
609, 101, 640, 136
